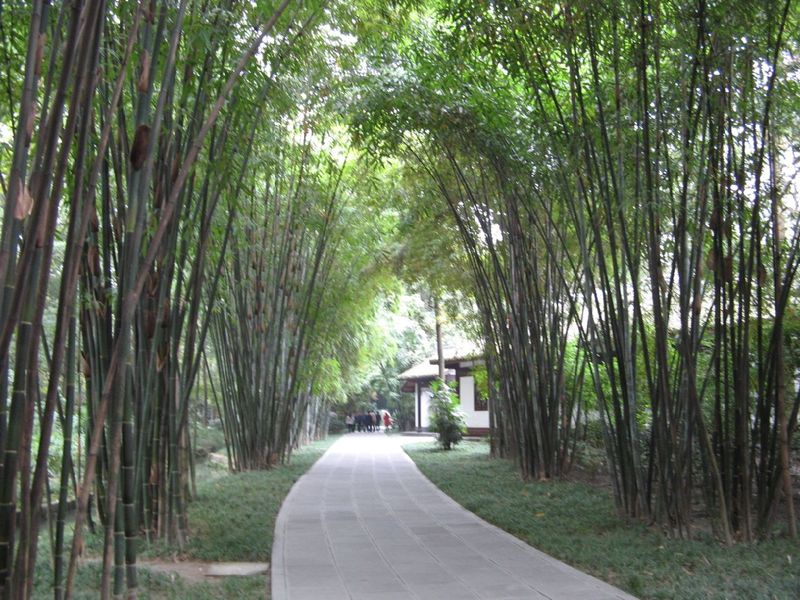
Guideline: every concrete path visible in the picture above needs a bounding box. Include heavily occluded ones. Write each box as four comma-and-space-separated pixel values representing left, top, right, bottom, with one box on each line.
271, 434, 637, 600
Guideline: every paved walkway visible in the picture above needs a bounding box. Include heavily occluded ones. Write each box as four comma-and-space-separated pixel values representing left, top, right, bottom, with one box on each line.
271, 434, 637, 600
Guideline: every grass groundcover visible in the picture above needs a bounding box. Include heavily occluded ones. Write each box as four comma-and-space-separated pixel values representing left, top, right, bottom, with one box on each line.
404, 441, 800, 600
185, 436, 336, 562
34, 436, 336, 599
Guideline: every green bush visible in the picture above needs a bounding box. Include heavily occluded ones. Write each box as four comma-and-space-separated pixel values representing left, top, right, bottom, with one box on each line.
429, 380, 466, 450
328, 414, 346, 434
194, 425, 226, 457
582, 415, 605, 448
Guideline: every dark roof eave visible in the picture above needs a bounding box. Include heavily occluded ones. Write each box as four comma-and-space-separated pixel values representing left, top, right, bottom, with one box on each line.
398, 374, 438, 383
429, 355, 485, 367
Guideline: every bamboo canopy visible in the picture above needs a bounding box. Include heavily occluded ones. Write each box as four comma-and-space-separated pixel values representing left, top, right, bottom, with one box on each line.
0, 1, 798, 598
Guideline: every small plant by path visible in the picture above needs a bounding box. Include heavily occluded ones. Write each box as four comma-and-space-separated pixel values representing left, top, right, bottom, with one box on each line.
428, 380, 467, 450
404, 441, 800, 600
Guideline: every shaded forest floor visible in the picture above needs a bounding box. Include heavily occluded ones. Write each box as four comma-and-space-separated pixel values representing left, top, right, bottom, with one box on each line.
405, 440, 800, 600
32, 435, 337, 599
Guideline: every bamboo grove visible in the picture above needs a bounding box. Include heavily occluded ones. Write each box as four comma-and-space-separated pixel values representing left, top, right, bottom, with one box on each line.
353, 0, 800, 542
1, 0, 800, 597
211, 126, 360, 470
0, 0, 390, 597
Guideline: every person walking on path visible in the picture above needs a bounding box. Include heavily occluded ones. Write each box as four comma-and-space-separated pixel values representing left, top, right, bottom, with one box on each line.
382, 411, 392, 431
344, 413, 354, 433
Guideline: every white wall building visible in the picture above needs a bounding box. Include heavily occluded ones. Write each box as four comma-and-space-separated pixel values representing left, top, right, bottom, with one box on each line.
398, 359, 445, 431
398, 354, 488, 435
447, 358, 489, 434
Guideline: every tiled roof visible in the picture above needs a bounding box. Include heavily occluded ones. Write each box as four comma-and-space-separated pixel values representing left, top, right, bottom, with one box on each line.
398, 357, 453, 381
427, 344, 483, 366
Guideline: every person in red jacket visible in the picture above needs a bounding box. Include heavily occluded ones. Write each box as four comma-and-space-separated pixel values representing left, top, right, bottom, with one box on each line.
383, 411, 392, 431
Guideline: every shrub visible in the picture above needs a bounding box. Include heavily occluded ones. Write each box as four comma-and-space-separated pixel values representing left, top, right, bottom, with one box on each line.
327, 414, 346, 434
429, 380, 466, 450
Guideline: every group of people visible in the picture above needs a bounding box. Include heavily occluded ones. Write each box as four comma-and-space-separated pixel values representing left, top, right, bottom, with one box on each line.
345, 411, 392, 433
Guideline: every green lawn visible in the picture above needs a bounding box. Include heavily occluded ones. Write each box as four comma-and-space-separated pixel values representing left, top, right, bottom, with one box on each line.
183, 435, 337, 562
34, 560, 266, 600
404, 440, 800, 600
33, 436, 337, 599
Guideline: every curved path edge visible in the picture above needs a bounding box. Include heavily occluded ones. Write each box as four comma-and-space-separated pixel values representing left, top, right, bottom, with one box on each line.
271, 470, 295, 599
271, 434, 638, 600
